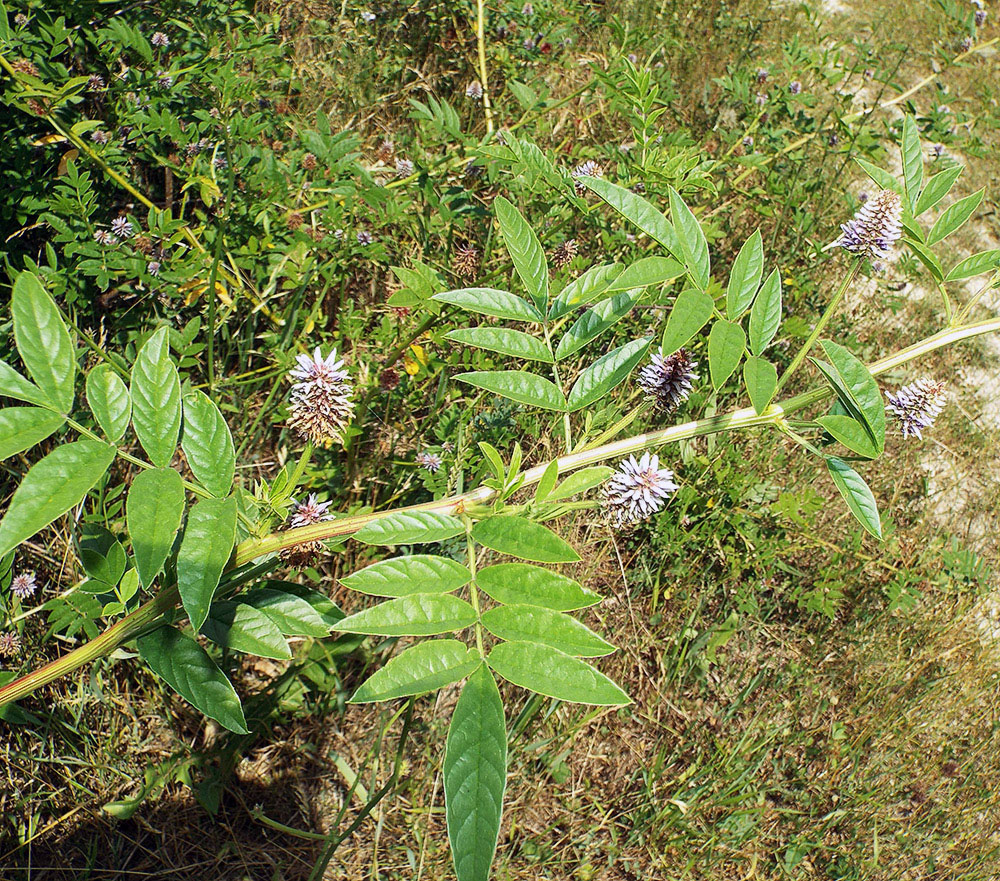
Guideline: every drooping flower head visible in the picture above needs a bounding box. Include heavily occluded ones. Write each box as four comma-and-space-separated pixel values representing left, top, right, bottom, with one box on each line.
602, 453, 679, 528
836, 189, 903, 262
289, 493, 334, 528
287, 348, 355, 447
11, 571, 38, 600
638, 348, 699, 412
466, 80, 484, 100
416, 451, 443, 473
886, 379, 946, 439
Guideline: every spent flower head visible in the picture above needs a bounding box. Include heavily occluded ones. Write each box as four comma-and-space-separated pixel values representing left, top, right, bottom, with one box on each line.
603, 453, 679, 528
638, 348, 699, 412
836, 189, 903, 261
11, 571, 38, 600
886, 379, 946, 439
287, 348, 355, 447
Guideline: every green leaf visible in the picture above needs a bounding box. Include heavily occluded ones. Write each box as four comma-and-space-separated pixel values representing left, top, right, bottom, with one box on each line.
743, 357, 777, 415
548, 263, 624, 319
0, 438, 115, 560
534, 460, 559, 501
708, 320, 746, 389
901, 115, 923, 211
350, 639, 481, 702
241, 587, 331, 636
566, 337, 651, 412
927, 188, 985, 246
471, 515, 580, 563
456, 371, 566, 411
608, 256, 685, 292
726, 230, 764, 317
86, 365, 131, 442
478, 442, 506, 481
817, 415, 880, 459
202, 601, 292, 660
354, 511, 465, 545
904, 237, 944, 282
127, 467, 185, 589
669, 187, 710, 289
819, 340, 885, 453
333, 593, 477, 636
554, 290, 644, 360
136, 625, 249, 734
914, 164, 962, 216
433, 288, 542, 322
494, 195, 548, 311
581, 177, 681, 256
748, 268, 782, 355
0, 407, 65, 460
488, 641, 629, 705
854, 158, 903, 195
661, 287, 715, 356
446, 327, 552, 363
181, 391, 236, 497
340, 554, 472, 596
130, 327, 181, 467
12, 271, 75, 412
270, 581, 345, 627
945, 249, 1000, 282
177, 497, 237, 632
0, 360, 54, 408
482, 605, 614, 657
826, 457, 882, 539
547, 466, 614, 501
476, 563, 601, 610
444, 665, 507, 881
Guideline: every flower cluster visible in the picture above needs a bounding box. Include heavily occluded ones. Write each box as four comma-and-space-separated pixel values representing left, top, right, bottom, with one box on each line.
416, 451, 443, 473
0, 631, 21, 658
289, 493, 334, 528
395, 158, 414, 177
552, 238, 578, 269
287, 348, 355, 447
835, 189, 903, 261
452, 244, 480, 278
638, 348, 699, 412
572, 160, 603, 194
466, 81, 483, 100
886, 379, 946, 439
602, 453, 678, 528
11, 571, 38, 600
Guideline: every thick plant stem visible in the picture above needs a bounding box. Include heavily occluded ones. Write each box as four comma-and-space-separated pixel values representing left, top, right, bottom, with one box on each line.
474, 0, 494, 133
2, 317, 999, 709
775, 260, 860, 394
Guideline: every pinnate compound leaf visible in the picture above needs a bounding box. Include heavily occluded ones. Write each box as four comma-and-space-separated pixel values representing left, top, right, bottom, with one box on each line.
130, 327, 182, 467
444, 665, 507, 881
475, 563, 601, 610
0, 407, 65, 461
350, 639, 481, 703
446, 327, 552, 363
494, 195, 548, 311
136, 625, 249, 734
555, 290, 643, 361
456, 371, 566, 411
86, 365, 131, 442
181, 391, 236, 497
726, 229, 764, 317
661, 287, 715, 356
11, 271, 75, 413
472, 515, 581, 563
826, 456, 882, 539
669, 187, 710, 289
748, 268, 782, 355
354, 511, 465, 545
0, 438, 115, 559
488, 641, 630, 705
581, 176, 681, 256
340, 554, 472, 596
177, 497, 237, 632
127, 467, 185, 589
566, 337, 651, 412
333, 593, 477, 636
433, 288, 542, 322
481, 605, 614, 657
708, 319, 746, 389
927, 188, 985, 246
743, 357, 777, 415
202, 601, 292, 660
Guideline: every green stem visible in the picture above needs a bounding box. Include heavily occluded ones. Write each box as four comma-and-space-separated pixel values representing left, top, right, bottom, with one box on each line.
2, 317, 999, 708
465, 520, 485, 657
775, 260, 860, 394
